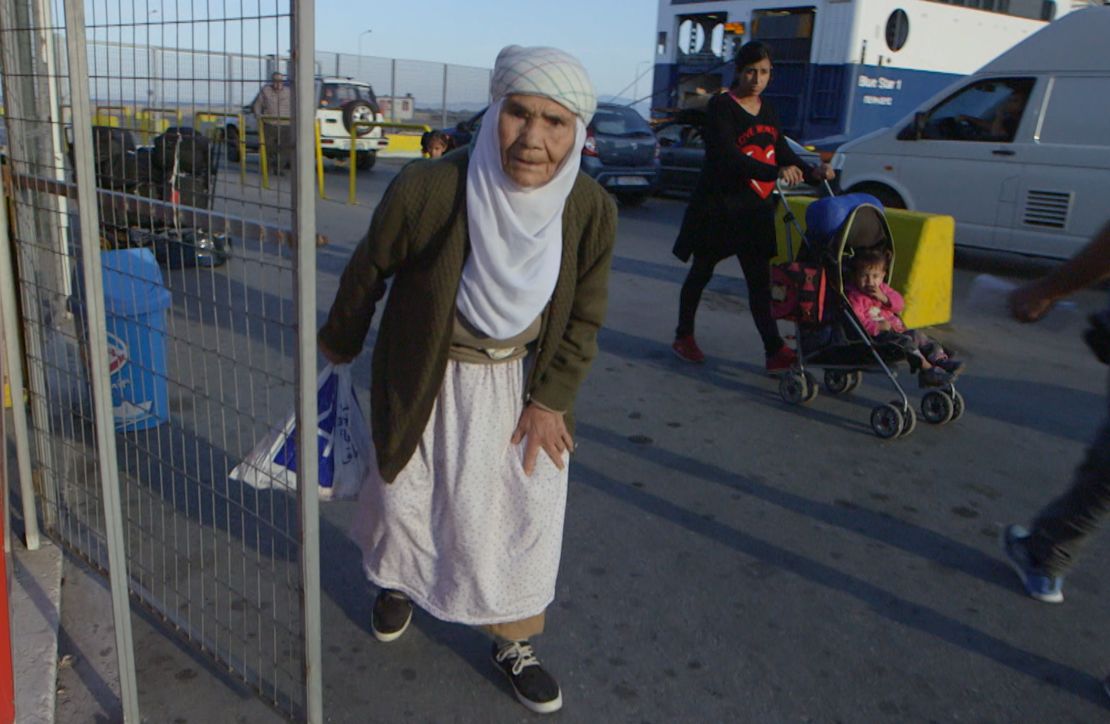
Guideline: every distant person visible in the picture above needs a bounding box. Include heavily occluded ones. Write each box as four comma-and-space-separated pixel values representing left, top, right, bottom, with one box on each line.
420, 129, 452, 158
846, 247, 962, 386
671, 41, 834, 370
319, 45, 613, 714
959, 84, 1028, 141
1003, 221, 1110, 608
251, 71, 292, 175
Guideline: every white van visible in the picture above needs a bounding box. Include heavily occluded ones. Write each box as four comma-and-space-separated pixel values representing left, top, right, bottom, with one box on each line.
832, 6, 1110, 259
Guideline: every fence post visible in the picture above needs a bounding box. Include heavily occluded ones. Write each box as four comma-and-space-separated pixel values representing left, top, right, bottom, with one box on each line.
293, 1, 323, 721
61, 0, 141, 720
390, 58, 396, 123
441, 63, 448, 129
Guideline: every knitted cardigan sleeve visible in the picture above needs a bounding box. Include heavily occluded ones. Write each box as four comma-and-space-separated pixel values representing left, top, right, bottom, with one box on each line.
528, 189, 617, 413
318, 171, 418, 361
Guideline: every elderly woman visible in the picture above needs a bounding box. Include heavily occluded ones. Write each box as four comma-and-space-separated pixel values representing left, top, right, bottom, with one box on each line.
318, 46, 615, 714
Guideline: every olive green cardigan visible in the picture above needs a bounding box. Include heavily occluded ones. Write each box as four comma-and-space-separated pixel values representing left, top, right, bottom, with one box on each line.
318, 149, 617, 482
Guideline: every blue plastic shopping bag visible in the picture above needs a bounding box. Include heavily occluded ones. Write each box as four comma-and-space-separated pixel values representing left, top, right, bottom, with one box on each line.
230, 364, 371, 499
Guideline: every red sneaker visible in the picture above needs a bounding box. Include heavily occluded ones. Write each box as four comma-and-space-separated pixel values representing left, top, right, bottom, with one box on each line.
672, 335, 705, 363
765, 345, 798, 373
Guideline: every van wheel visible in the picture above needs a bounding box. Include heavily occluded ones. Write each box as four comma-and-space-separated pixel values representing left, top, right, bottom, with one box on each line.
356, 151, 377, 171
849, 183, 904, 210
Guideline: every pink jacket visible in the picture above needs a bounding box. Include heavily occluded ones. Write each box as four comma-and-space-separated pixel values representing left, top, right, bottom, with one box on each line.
846, 282, 907, 336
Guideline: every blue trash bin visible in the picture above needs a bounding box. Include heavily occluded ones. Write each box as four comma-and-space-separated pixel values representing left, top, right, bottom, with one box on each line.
72, 248, 172, 432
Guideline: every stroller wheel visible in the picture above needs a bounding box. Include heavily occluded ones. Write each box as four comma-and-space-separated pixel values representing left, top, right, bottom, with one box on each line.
921, 390, 955, 425
946, 389, 965, 421
779, 372, 808, 405
824, 369, 850, 394
803, 371, 819, 402
870, 403, 904, 439
899, 405, 917, 437
845, 370, 863, 393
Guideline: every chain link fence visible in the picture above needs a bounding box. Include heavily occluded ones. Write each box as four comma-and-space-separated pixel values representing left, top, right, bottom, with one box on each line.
0, 0, 324, 719
36, 40, 493, 131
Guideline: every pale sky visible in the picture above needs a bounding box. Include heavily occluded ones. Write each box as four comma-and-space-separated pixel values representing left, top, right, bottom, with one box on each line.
315, 0, 660, 101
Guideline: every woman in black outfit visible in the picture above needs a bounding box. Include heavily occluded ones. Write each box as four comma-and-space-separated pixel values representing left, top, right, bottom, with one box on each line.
672, 41, 833, 372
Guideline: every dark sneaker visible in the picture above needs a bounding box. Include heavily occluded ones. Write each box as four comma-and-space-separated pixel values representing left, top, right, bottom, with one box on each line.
491, 640, 563, 714
1001, 525, 1064, 603
672, 335, 705, 363
918, 367, 951, 388
765, 345, 797, 373
1103, 675, 1110, 701
371, 589, 413, 642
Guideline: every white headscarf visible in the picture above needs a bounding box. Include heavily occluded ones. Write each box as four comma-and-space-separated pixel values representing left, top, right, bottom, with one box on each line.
456, 46, 597, 340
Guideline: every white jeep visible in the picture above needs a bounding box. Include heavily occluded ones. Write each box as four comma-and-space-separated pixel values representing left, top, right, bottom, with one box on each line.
226, 77, 388, 170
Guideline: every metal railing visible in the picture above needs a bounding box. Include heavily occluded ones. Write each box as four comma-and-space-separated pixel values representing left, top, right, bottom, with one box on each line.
0, 0, 322, 720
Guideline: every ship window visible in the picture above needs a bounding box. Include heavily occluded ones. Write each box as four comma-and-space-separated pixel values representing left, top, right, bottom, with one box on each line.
885, 10, 910, 51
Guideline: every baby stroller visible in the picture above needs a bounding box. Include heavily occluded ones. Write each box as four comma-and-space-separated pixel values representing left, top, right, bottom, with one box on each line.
769, 183, 964, 439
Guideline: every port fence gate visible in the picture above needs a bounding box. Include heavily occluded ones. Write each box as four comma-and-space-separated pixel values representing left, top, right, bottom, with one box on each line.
0, 0, 325, 720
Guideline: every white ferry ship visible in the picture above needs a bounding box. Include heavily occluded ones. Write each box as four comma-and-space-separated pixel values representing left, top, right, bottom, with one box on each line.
651, 0, 1104, 147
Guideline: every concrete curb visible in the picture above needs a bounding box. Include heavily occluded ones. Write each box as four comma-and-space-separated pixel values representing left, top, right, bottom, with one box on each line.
11, 540, 62, 724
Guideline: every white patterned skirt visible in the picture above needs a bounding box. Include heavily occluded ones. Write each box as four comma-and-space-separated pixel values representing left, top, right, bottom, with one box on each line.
349, 358, 569, 625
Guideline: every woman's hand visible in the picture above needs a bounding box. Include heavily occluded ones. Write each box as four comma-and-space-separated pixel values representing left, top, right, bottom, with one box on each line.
319, 339, 353, 366
1009, 281, 1057, 323
778, 165, 804, 186
512, 404, 574, 476
814, 163, 835, 181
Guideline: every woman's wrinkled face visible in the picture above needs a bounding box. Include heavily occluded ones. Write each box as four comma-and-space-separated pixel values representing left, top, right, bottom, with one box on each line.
736, 59, 772, 98
498, 94, 577, 188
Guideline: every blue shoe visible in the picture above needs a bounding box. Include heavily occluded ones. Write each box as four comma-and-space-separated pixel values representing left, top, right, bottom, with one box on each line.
1001, 525, 1064, 603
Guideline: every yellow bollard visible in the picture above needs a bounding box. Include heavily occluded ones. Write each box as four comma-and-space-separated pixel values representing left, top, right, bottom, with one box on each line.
348, 125, 359, 205
258, 120, 270, 189
315, 119, 326, 199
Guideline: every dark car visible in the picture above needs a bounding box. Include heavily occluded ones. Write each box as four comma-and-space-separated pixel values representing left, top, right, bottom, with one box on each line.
581, 103, 659, 206
655, 116, 823, 196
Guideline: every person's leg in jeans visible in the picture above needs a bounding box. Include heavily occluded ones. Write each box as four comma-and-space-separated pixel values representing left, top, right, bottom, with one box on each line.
1026, 415, 1110, 575
676, 253, 719, 339
1004, 380, 1110, 601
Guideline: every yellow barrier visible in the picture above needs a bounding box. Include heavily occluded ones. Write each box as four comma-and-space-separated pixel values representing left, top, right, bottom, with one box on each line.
346, 121, 431, 204
94, 104, 131, 128
315, 120, 326, 199
135, 107, 180, 144
195, 111, 247, 186
773, 196, 955, 328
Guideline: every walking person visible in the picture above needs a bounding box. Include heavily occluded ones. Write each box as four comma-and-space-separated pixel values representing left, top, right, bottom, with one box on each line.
1002, 221, 1110, 610
671, 41, 833, 370
251, 71, 293, 175
318, 45, 614, 714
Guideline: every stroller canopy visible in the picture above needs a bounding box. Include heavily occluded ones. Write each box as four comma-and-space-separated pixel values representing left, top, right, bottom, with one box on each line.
804, 193, 884, 247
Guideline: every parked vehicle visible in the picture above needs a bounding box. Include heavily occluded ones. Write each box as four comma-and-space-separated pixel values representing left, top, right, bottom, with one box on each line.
224, 77, 388, 170
832, 6, 1110, 259
654, 110, 823, 196
581, 103, 659, 206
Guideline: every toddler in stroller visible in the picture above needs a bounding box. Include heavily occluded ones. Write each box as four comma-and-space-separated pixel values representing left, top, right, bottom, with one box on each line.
845, 246, 963, 387
772, 190, 967, 438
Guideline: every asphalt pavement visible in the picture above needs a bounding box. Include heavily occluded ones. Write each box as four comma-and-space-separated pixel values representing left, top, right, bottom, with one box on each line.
47, 158, 1110, 722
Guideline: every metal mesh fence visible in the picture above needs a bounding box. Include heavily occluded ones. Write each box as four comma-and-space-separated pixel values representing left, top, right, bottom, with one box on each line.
0, 0, 318, 718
